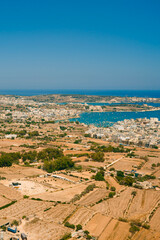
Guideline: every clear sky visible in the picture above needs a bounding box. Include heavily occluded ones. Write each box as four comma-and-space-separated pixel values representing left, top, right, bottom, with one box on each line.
0, 0, 160, 90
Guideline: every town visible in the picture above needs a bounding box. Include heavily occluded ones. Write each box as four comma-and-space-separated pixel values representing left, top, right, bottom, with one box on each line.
86, 117, 160, 148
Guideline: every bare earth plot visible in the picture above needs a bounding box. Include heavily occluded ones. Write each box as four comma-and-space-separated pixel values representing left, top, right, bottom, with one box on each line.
0, 199, 53, 220
0, 195, 10, 207
112, 157, 143, 171
149, 206, 160, 232
85, 213, 111, 237
126, 189, 160, 221
92, 188, 133, 219
132, 228, 160, 240
32, 182, 91, 202
0, 183, 22, 201
22, 218, 70, 240
77, 188, 108, 206
0, 165, 45, 180
42, 204, 76, 224
2, 180, 47, 196
69, 207, 95, 226
98, 219, 130, 240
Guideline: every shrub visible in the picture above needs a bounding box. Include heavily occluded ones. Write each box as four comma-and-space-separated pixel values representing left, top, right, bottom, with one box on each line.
74, 139, 82, 144
109, 167, 115, 171
64, 222, 75, 229
110, 186, 116, 191
94, 172, 105, 181
131, 191, 137, 197
129, 225, 140, 233
60, 126, 67, 131
91, 152, 104, 162
117, 171, 124, 178
86, 235, 92, 239
11, 220, 19, 226
118, 217, 127, 222
60, 233, 71, 240
0, 200, 17, 210
108, 191, 116, 198
76, 224, 82, 231
23, 195, 29, 199
142, 223, 150, 229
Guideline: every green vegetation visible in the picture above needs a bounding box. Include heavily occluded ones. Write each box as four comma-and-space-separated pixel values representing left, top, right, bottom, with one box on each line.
23, 195, 29, 199
71, 184, 96, 202
0, 200, 17, 210
60, 126, 67, 131
116, 171, 135, 186
44, 207, 51, 212
37, 147, 64, 161
118, 217, 128, 222
90, 144, 130, 153
137, 174, 156, 182
76, 224, 82, 231
28, 131, 39, 137
60, 233, 71, 240
91, 152, 104, 162
0, 152, 21, 167
31, 198, 43, 201
142, 223, 150, 229
74, 139, 82, 144
110, 186, 116, 191
0, 147, 64, 167
94, 172, 105, 181
131, 191, 137, 197
43, 156, 74, 172
108, 191, 116, 198
126, 152, 136, 158
64, 222, 75, 229
11, 220, 19, 226
129, 224, 140, 234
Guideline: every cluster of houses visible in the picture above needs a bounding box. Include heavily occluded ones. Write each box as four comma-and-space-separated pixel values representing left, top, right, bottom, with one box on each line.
0, 107, 80, 122
0, 219, 27, 240
86, 118, 160, 148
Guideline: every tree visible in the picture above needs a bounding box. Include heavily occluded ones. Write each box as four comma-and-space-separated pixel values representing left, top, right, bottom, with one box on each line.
117, 171, 124, 178
108, 191, 116, 198
91, 152, 104, 162
94, 172, 105, 181
43, 156, 74, 172
76, 224, 82, 231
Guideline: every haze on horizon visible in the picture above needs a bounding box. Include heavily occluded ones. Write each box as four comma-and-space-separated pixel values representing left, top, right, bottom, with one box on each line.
0, 0, 160, 90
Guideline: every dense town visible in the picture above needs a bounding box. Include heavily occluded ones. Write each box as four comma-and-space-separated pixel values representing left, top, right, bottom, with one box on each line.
86, 117, 160, 148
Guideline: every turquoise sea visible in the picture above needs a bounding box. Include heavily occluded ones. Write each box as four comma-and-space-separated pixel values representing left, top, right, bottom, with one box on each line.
70, 110, 160, 127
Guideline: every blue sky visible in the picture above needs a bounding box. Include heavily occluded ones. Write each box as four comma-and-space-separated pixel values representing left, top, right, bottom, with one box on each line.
0, 0, 160, 90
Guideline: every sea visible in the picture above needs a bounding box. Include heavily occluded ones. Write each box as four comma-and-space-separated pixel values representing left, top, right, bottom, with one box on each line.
0, 89, 160, 126
0, 89, 160, 98
70, 110, 160, 127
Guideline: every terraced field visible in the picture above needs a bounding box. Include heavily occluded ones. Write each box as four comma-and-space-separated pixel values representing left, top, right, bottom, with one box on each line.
23, 219, 69, 240
98, 219, 130, 240
127, 189, 160, 221
0, 199, 53, 220
77, 188, 108, 206
92, 188, 133, 218
69, 207, 95, 226
42, 204, 76, 223
0, 183, 22, 201
85, 213, 111, 237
